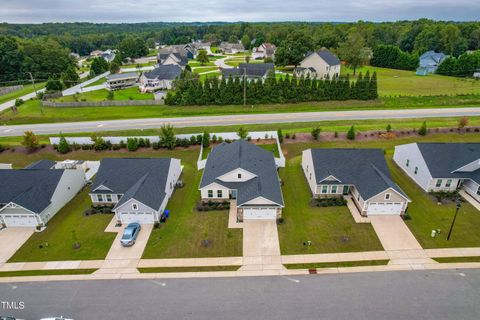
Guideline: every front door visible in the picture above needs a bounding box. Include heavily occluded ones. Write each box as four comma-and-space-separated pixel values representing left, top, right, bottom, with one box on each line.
342, 185, 350, 195
230, 190, 237, 199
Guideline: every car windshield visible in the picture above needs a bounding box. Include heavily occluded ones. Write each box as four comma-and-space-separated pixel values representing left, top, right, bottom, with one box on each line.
123, 228, 134, 236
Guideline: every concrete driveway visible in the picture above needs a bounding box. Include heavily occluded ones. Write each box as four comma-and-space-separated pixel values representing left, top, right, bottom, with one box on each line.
105, 224, 153, 260
243, 220, 280, 257
0, 228, 34, 264
369, 216, 422, 251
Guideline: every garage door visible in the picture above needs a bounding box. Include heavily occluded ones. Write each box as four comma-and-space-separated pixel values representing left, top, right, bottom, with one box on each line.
243, 208, 277, 220
367, 202, 403, 216
119, 212, 155, 224
2, 215, 39, 227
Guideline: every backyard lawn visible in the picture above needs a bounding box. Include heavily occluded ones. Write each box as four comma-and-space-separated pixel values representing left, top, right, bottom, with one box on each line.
192, 66, 219, 74
9, 188, 117, 262
278, 155, 384, 254
84, 77, 107, 88
343, 66, 480, 97
54, 87, 153, 102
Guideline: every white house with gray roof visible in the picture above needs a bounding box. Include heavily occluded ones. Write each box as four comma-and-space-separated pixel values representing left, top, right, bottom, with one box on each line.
294, 49, 341, 79
199, 140, 284, 221
139, 65, 183, 92
302, 149, 410, 216
106, 72, 139, 90
0, 163, 86, 227
394, 143, 480, 203
90, 158, 182, 224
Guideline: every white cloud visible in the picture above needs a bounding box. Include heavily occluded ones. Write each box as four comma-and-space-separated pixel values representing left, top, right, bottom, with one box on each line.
0, 0, 478, 23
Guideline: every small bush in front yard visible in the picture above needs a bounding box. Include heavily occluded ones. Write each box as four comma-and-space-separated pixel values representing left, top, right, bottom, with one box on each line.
309, 197, 347, 207
196, 200, 231, 211
429, 190, 460, 204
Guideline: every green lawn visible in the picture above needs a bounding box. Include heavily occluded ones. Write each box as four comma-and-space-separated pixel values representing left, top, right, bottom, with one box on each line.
83, 77, 106, 88
192, 67, 219, 74
343, 66, 480, 97
4, 92, 480, 125
433, 256, 480, 263
9, 188, 116, 262
142, 161, 243, 259
279, 134, 480, 250
224, 58, 264, 67
284, 260, 390, 269
188, 61, 216, 67
278, 154, 384, 255
53, 87, 153, 102
138, 266, 240, 273
0, 83, 46, 104
0, 269, 97, 277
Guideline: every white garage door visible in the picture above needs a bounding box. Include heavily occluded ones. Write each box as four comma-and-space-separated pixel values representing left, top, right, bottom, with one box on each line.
2, 214, 39, 227
119, 212, 155, 224
243, 208, 277, 220
367, 202, 403, 216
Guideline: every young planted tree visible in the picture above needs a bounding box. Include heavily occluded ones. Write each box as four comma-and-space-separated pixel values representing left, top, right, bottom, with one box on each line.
386, 124, 392, 132
160, 124, 176, 149
57, 135, 71, 154
458, 116, 469, 129
22, 131, 39, 151
338, 31, 372, 75
346, 126, 356, 140
418, 121, 428, 136
237, 127, 249, 140
197, 50, 210, 65
127, 138, 139, 152
202, 131, 211, 148
311, 127, 321, 140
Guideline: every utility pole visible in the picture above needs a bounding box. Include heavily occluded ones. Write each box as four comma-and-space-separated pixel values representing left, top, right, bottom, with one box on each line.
243, 67, 247, 106
28, 72, 38, 95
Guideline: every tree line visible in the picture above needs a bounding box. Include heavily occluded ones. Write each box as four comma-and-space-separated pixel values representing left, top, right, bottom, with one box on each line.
437, 51, 480, 77
165, 71, 378, 106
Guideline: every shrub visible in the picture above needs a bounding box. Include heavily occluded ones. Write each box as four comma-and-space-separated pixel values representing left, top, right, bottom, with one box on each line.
237, 127, 248, 139
311, 127, 321, 140
202, 131, 210, 148
107, 91, 114, 100
346, 126, 355, 140
119, 140, 127, 149
309, 197, 347, 207
127, 138, 139, 151
15, 98, 24, 107
159, 124, 176, 150
334, 131, 338, 138
22, 131, 39, 151
57, 135, 71, 154
211, 134, 218, 143
386, 124, 392, 132
458, 116, 469, 129
418, 121, 427, 136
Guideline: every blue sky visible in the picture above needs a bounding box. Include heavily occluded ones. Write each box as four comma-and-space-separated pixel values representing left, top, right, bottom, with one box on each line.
0, 0, 479, 23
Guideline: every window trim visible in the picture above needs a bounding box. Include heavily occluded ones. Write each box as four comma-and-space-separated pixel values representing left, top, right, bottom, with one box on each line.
321, 185, 328, 194
97, 194, 103, 202
445, 179, 452, 188
331, 185, 338, 194
406, 159, 410, 167
237, 173, 242, 179
436, 179, 443, 188
217, 190, 223, 198
207, 190, 213, 198
106, 194, 112, 202
384, 193, 391, 200
132, 203, 138, 210
414, 166, 418, 175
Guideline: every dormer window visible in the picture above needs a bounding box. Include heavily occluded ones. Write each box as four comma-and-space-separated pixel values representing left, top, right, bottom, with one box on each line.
385, 193, 391, 200
238, 173, 242, 179
132, 203, 138, 210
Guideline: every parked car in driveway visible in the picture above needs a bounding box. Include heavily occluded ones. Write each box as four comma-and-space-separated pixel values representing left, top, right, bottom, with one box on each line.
120, 222, 141, 247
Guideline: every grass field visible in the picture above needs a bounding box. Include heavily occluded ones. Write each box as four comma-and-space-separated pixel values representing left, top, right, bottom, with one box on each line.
121, 61, 156, 69
53, 87, 153, 102
84, 77, 106, 88
9, 188, 116, 262
0, 83, 46, 104
343, 66, 480, 97
433, 256, 480, 263
3, 92, 480, 125
192, 66, 219, 74
188, 61, 216, 67
0, 269, 97, 277
138, 266, 241, 273
284, 260, 390, 269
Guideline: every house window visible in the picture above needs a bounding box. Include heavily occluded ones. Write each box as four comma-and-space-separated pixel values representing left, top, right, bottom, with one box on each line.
217, 190, 223, 198
446, 179, 452, 188
385, 193, 391, 200
106, 194, 112, 202
321, 185, 328, 194
309, 173, 312, 180
436, 179, 443, 188
97, 194, 103, 202
208, 190, 213, 198
331, 186, 338, 193
406, 159, 410, 167
477, 186, 480, 196
132, 203, 138, 210
238, 173, 242, 179
414, 167, 418, 175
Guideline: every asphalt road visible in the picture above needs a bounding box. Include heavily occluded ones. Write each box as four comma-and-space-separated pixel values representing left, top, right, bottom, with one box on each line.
1, 269, 480, 320
1, 107, 480, 137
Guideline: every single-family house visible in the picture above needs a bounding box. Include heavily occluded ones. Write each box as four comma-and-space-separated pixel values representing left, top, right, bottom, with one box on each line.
302, 149, 410, 216
416, 51, 447, 75
90, 50, 103, 57
192, 41, 212, 53
221, 63, 275, 81
294, 50, 341, 79
0, 163, 86, 227
101, 49, 116, 63
199, 140, 284, 221
157, 52, 188, 69
252, 43, 276, 60
106, 72, 139, 90
393, 143, 480, 203
139, 65, 183, 92
90, 158, 182, 224
157, 44, 196, 63
219, 42, 246, 54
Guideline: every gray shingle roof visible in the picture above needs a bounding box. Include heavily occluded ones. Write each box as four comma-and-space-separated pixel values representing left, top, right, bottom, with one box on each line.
222, 63, 274, 78
416, 143, 480, 180
92, 158, 173, 211
0, 170, 64, 214
143, 65, 183, 81
25, 160, 55, 170
200, 141, 284, 206
306, 50, 341, 66
309, 148, 408, 200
